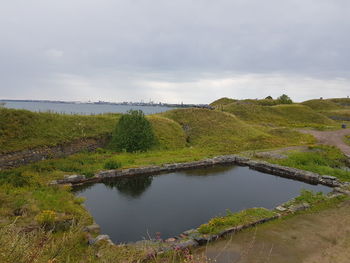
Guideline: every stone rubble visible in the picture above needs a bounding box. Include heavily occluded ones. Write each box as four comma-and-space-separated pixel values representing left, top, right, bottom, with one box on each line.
84, 224, 100, 234
88, 234, 113, 246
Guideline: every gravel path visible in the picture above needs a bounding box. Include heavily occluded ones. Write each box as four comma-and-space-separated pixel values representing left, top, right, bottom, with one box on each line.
300, 128, 350, 157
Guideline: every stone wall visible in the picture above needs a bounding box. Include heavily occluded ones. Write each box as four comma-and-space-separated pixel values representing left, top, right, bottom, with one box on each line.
52, 154, 344, 188
0, 135, 110, 169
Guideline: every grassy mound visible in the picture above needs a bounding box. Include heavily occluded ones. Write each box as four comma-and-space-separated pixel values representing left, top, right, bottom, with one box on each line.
328, 98, 350, 107
302, 99, 341, 111
210, 97, 237, 107
211, 97, 285, 108
222, 103, 335, 128
321, 109, 350, 121
0, 108, 119, 153
161, 108, 311, 153
161, 108, 271, 152
148, 116, 187, 150
236, 99, 281, 106
0, 108, 190, 154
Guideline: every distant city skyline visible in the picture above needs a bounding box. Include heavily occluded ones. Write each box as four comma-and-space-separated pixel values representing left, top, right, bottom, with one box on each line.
1, 1, 349, 103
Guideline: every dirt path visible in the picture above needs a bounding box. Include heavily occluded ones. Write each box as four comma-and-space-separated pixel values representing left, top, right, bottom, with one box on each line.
195, 200, 350, 263
300, 128, 350, 157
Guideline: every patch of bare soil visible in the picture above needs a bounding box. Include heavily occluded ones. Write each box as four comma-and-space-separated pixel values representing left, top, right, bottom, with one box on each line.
300, 128, 350, 157
196, 200, 350, 263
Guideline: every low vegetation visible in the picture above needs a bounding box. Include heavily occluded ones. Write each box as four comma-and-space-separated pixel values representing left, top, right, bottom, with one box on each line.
161, 108, 313, 153
148, 115, 187, 150
321, 109, 350, 121
211, 94, 293, 109
0, 108, 119, 153
198, 208, 277, 235
293, 189, 328, 205
210, 97, 237, 107
328, 98, 350, 107
222, 103, 335, 128
269, 145, 350, 182
0, 222, 152, 263
302, 99, 342, 111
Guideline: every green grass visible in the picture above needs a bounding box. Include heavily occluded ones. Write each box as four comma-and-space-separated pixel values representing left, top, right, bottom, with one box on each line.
0, 108, 189, 154
321, 109, 350, 121
223, 103, 335, 128
0, 221, 152, 263
161, 108, 270, 151
210, 97, 237, 107
293, 189, 328, 204
270, 145, 350, 182
0, 108, 119, 153
197, 208, 277, 235
328, 98, 350, 107
301, 99, 342, 111
160, 108, 313, 153
148, 115, 187, 150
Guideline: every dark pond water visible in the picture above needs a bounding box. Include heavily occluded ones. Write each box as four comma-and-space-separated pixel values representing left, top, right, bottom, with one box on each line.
75, 165, 331, 243
1, 101, 174, 115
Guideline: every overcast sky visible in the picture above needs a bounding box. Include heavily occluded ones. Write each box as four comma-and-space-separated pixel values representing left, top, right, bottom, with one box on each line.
1, 0, 349, 103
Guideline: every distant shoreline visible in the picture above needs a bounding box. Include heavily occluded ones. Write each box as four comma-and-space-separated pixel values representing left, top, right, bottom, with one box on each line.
0, 99, 212, 109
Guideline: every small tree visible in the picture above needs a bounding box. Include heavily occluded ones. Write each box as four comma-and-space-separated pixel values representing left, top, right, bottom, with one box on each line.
265, 96, 273, 100
111, 110, 156, 152
277, 94, 293, 104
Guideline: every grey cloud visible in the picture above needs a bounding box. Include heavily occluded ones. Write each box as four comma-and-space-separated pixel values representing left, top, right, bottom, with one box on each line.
0, 0, 349, 102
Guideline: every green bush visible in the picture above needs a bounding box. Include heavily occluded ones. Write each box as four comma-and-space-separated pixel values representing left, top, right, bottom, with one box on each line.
111, 110, 156, 152
277, 94, 293, 104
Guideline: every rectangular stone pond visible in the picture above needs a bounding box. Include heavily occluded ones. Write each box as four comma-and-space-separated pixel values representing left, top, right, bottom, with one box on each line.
74, 165, 331, 243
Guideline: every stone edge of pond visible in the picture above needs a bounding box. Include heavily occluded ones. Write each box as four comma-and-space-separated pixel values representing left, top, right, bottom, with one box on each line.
84, 191, 349, 257
63, 154, 350, 255
49, 154, 347, 188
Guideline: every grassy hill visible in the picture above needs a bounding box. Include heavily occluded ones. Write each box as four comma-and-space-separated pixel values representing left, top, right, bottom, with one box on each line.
222, 103, 335, 128
0, 108, 187, 153
328, 98, 350, 107
148, 116, 187, 150
161, 108, 313, 153
301, 99, 341, 111
210, 97, 237, 107
0, 108, 119, 153
321, 109, 350, 121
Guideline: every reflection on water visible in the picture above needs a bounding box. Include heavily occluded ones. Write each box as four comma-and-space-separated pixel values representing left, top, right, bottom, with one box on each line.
104, 176, 153, 198
76, 165, 331, 243
181, 164, 234, 177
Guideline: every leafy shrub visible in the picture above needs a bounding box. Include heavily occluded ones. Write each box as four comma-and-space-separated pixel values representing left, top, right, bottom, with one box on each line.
103, 159, 121, 169
111, 110, 156, 152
